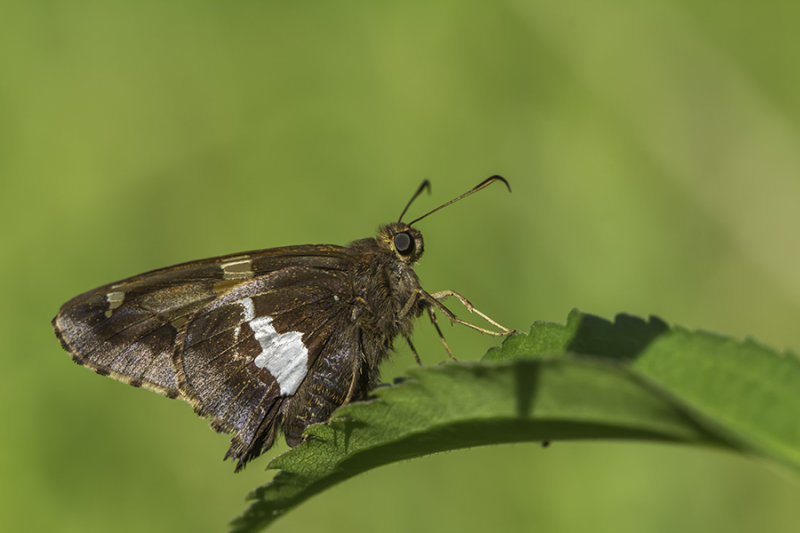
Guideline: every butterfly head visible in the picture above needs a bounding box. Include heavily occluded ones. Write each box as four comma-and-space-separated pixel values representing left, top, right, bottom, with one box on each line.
377, 175, 510, 265
378, 222, 424, 264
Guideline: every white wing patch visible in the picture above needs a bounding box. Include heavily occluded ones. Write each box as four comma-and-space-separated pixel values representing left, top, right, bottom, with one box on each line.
240, 297, 255, 321
239, 297, 308, 396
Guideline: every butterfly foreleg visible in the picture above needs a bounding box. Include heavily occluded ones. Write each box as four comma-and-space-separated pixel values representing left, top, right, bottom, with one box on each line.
398, 289, 422, 320
427, 289, 513, 335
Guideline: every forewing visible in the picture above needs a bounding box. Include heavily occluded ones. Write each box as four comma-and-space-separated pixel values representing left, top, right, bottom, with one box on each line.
174, 266, 354, 470
52, 245, 350, 398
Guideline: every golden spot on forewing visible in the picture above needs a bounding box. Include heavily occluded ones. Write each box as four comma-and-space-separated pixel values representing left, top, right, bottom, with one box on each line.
171, 316, 188, 330
221, 258, 253, 280
104, 291, 125, 317
107, 291, 125, 307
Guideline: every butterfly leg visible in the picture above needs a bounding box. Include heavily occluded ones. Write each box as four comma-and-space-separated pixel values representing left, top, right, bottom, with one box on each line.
405, 336, 423, 365
419, 291, 510, 336
425, 307, 457, 361
428, 289, 514, 335
398, 291, 456, 362
398, 289, 422, 320
342, 340, 365, 405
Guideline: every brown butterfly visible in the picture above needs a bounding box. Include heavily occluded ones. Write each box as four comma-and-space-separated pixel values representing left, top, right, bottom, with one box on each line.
52, 176, 512, 471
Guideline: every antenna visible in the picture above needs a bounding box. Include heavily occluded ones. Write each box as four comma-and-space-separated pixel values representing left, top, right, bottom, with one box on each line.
408, 175, 510, 225
397, 180, 432, 223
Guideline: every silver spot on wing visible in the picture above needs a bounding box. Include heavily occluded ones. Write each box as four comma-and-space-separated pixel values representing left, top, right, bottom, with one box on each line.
239, 297, 308, 396
240, 297, 255, 321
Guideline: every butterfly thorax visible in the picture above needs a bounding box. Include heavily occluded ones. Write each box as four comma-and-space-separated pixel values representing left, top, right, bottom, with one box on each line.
279, 224, 427, 449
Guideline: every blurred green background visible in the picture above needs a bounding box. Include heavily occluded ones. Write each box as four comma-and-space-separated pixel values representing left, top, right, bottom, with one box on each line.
2, 1, 799, 532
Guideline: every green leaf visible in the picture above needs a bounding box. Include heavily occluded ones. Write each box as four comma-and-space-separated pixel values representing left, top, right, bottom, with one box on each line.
486, 310, 800, 470
230, 310, 800, 532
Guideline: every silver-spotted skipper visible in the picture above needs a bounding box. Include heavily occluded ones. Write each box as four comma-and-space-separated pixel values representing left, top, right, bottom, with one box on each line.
52, 176, 512, 471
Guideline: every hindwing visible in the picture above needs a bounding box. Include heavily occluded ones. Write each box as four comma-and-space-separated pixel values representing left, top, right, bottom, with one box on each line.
174, 265, 358, 469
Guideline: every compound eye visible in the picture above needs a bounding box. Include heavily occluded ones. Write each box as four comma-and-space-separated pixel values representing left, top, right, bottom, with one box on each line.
394, 232, 414, 255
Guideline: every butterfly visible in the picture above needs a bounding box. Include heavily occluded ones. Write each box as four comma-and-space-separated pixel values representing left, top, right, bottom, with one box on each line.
52, 176, 512, 471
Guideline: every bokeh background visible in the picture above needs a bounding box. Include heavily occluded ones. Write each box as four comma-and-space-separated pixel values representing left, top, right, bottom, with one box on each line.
2, 1, 799, 532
